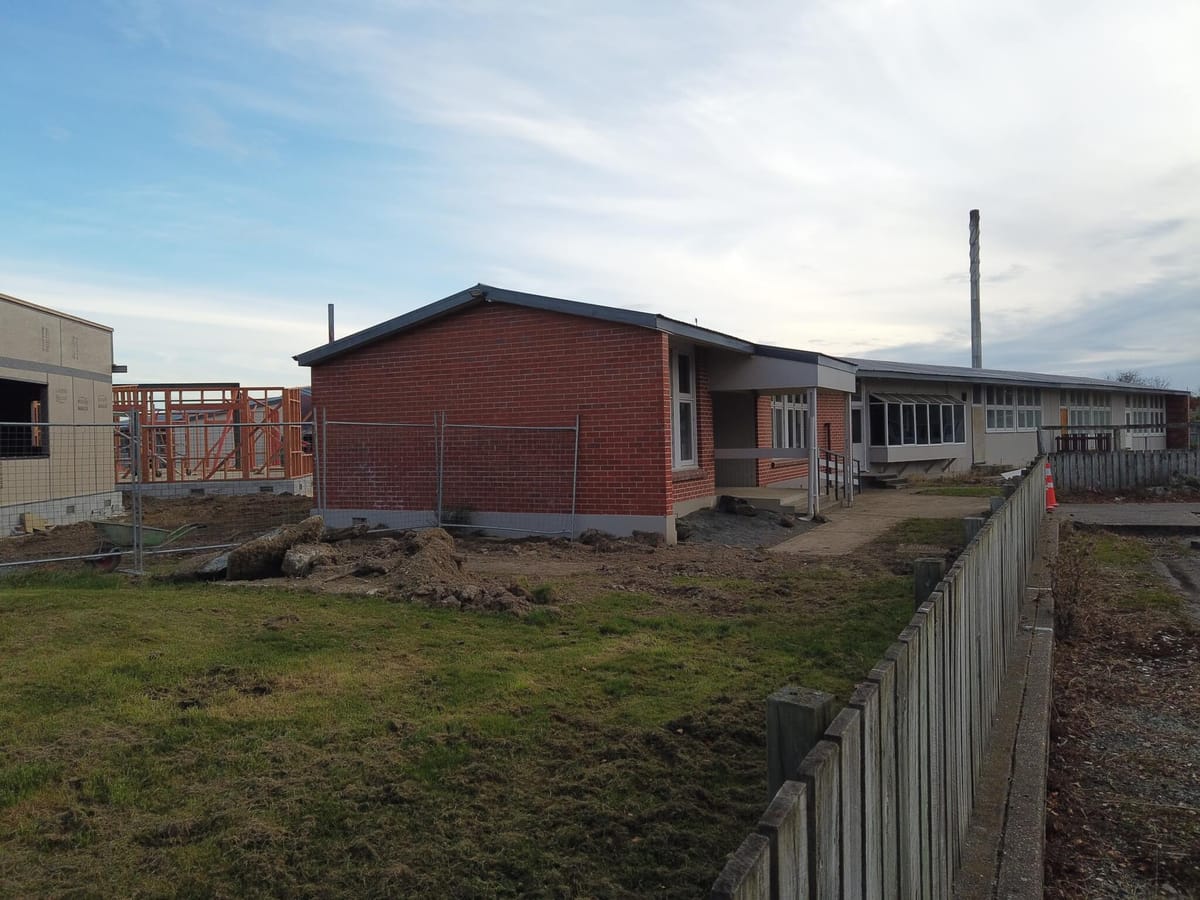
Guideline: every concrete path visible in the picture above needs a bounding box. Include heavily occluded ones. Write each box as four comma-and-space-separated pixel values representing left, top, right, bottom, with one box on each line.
1056, 502, 1200, 532
769, 489, 992, 556
953, 513, 1057, 899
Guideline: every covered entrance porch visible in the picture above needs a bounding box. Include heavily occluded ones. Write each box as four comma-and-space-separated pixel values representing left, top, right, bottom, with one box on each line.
702, 346, 858, 518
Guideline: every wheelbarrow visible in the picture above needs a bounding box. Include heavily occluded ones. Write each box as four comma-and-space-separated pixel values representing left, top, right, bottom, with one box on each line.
85, 521, 205, 572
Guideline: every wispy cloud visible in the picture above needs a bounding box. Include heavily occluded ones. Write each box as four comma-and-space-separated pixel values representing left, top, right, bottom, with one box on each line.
4, 0, 1198, 391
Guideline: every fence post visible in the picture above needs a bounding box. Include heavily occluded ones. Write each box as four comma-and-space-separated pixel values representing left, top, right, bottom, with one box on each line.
320, 407, 329, 514
130, 414, 144, 575
963, 516, 984, 544
768, 686, 835, 800
570, 413, 580, 538
435, 412, 444, 526
913, 558, 944, 609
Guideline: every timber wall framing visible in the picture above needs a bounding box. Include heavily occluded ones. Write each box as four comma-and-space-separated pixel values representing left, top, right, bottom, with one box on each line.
713, 459, 1045, 899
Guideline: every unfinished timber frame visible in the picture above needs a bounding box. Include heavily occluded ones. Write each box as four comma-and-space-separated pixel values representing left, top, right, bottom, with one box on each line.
112, 384, 313, 495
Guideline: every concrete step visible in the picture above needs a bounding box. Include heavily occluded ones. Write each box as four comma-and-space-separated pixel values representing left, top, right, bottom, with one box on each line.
733, 492, 808, 514
860, 473, 908, 490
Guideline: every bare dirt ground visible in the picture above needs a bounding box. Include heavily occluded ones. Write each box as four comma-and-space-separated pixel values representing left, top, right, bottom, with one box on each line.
2, 493, 969, 620
0, 494, 311, 566
1044, 528, 1200, 898
1059, 480, 1200, 505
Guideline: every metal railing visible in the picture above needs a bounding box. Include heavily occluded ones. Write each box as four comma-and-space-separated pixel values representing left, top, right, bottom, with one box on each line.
818, 448, 859, 502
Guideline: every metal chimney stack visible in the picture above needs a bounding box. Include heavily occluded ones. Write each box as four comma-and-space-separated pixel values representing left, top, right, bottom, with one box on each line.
969, 209, 982, 369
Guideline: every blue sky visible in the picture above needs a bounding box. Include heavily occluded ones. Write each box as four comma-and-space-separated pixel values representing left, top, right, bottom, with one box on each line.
2, 1, 1197, 391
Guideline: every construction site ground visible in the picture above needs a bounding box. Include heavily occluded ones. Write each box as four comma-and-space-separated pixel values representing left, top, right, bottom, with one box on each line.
0, 489, 988, 898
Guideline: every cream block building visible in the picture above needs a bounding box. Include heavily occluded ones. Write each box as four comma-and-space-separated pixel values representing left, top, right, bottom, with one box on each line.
0, 291, 123, 532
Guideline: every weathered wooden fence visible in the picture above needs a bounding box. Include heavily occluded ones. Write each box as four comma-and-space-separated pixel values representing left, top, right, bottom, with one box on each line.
712, 460, 1045, 899
1050, 449, 1200, 494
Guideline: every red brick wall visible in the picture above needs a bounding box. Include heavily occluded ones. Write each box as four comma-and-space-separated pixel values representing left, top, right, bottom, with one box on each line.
310, 303, 674, 517
756, 389, 849, 487
671, 347, 717, 506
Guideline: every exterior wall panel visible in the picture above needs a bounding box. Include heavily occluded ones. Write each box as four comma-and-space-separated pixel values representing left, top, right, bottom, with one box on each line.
311, 303, 675, 520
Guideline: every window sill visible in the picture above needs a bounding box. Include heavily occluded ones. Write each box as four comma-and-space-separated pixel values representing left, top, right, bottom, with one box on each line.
672, 466, 705, 482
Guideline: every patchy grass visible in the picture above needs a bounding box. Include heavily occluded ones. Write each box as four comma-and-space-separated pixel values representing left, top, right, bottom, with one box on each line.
0, 550, 917, 898
1045, 530, 1200, 897
916, 485, 1004, 498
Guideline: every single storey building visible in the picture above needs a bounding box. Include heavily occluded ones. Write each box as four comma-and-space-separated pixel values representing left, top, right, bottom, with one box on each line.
848, 358, 1190, 475
296, 284, 857, 542
0, 291, 122, 532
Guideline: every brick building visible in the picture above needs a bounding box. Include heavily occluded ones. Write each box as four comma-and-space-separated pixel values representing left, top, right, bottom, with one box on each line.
296, 284, 856, 542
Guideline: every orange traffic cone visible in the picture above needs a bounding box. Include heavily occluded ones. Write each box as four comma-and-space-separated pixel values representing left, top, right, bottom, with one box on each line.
1044, 459, 1058, 511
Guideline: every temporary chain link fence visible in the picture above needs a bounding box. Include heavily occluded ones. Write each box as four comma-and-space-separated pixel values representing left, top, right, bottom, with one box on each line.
3, 412, 578, 573
0, 420, 313, 574
314, 412, 580, 537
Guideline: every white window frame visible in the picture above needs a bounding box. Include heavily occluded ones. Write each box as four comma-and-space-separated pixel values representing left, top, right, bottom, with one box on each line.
671, 346, 698, 469
1125, 393, 1166, 434
770, 394, 808, 451
985, 385, 1042, 432
1065, 390, 1111, 427
868, 396, 965, 447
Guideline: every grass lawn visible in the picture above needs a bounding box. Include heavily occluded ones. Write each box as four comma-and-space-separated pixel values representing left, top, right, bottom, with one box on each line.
0, 545, 921, 897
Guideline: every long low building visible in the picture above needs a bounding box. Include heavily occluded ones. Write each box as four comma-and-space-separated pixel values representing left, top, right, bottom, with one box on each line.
848, 358, 1190, 475
0, 291, 123, 532
295, 283, 1190, 542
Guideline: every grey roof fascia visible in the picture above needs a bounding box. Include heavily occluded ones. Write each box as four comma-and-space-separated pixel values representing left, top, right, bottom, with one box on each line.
295, 283, 756, 366
850, 357, 1188, 395
754, 344, 858, 373
295, 286, 481, 366
654, 316, 754, 354
479, 284, 660, 331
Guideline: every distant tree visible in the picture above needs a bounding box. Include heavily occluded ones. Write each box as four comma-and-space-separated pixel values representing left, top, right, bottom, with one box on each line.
1105, 369, 1171, 389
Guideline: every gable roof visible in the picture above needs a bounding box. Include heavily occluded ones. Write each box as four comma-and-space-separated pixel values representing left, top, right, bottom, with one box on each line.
848, 357, 1188, 395
295, 283, 852, 371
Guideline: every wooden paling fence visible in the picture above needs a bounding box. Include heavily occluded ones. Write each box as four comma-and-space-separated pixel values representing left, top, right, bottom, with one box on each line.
1050, 449, 1200, 494
712, 460, 1045, 899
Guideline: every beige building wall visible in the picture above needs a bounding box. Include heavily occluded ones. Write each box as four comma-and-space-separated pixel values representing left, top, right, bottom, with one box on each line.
0, 293, 120, 524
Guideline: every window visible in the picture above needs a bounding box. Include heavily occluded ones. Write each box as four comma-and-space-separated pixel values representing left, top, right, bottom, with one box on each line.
770, 394, 808, 450
0, 378, 50, 459
868, 395, 965, 447
851, 408, 862, 444
985, 385, 1041, 432
1125, 394, 1166, 433
1065, 390, 1111, 427
671, 348, 697, 468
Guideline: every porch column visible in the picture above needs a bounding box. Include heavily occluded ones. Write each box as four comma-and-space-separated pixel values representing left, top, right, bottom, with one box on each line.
807, 386, 819, 517
844, 391, 854, 505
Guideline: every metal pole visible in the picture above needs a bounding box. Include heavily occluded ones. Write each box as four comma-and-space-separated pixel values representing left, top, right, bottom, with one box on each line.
807, 387, 819, 517
131, 415, 144, 574
435, 412, 444, 526
570, 413, 580, 537
320, 408, 329, 514
969, 209, 982, 369
844, 392, 854, 505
